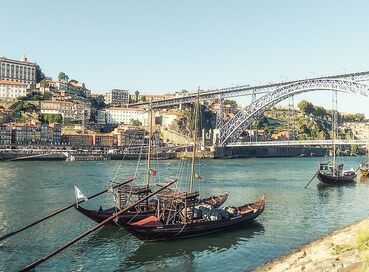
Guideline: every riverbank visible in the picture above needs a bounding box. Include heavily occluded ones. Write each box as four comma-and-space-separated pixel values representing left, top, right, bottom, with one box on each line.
0, 145, 328, 161
254, 217, 369, 272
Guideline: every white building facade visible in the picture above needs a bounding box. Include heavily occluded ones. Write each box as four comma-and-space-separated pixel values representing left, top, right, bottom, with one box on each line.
105, 107, 148, 125
0, 80, 27, 99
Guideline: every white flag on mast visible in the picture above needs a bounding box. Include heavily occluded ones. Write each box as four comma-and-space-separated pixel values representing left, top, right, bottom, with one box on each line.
74, 186, 88, 202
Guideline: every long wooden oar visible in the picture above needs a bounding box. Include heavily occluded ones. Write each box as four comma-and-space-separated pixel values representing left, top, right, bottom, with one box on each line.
305, 171, 318, 188
20, 179, 176, 272
0, 177, 135, 242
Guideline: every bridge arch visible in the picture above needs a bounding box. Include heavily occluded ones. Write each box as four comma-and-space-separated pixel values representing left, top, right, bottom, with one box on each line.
218, 78, 369, 146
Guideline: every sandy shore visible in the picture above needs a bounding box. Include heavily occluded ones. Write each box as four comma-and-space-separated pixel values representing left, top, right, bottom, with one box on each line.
254, 218, 369, 272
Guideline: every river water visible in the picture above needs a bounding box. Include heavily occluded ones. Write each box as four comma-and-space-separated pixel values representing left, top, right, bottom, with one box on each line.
1, 157, 369, 271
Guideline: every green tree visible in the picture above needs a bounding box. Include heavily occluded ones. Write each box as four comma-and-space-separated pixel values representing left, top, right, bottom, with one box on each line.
298, 100, 314, 115
351, 145, 358, 155
58, 72, 69, 82
14, 102, 38, 113
130, 119, 142, 126
224, 99, 238, 107
314, 106, 326, 118
91, 97, 106, 110
40, 113, 63, 124
135, 90, 140, 102
141, 96, 147, 102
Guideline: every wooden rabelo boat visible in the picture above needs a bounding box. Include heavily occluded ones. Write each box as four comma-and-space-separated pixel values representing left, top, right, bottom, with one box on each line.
118, 89, 265, 241
317, 162, 356, 185
75, 189, 229, 225
120, 191, 265, 241
316, 91, 356, 186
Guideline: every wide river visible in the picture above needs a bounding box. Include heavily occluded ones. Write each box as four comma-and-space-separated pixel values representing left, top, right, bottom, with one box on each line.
1, 157, 369, 271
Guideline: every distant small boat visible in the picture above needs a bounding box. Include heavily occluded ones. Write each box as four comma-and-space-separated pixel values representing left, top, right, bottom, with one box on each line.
317, 162, 356, 185
315, 91, 356, 186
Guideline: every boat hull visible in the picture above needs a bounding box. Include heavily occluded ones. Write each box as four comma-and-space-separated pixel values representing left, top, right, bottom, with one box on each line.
121, 197, 265, 241
75, 193, 230, 224
75, 206, 155, 224
317, 171, 356, 185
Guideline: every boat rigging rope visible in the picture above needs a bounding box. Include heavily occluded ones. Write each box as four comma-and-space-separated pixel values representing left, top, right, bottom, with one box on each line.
109, 130, 139, 189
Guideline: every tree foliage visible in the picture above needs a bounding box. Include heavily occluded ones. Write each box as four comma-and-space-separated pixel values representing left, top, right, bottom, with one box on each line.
58, 72, 69, 82
39, 113, 63, 124
224, 99, 238, 107
130, 119, 142, 126
341, 113, 365, 122
91, 97, 106, 110
14, 102, 38, 113
297, 100, 314, 115
134, 90, 140, 102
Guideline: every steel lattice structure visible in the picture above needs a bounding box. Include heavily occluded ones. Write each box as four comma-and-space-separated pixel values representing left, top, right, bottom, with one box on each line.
132, 71, 369, 108
218, 78, 369, 146
228, 139, 367, 147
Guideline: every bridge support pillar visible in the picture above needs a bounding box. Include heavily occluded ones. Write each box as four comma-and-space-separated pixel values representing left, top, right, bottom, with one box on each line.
216, 97, 224, 128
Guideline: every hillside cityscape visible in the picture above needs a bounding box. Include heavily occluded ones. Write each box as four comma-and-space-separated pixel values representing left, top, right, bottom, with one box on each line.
0, 55, 368, 159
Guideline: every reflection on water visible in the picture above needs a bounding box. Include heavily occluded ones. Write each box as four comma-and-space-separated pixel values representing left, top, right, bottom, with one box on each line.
1, 157, 369, 271
121, 222, 265, 271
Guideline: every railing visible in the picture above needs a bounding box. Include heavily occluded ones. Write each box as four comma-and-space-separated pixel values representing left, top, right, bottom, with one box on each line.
228, 140, 368, 147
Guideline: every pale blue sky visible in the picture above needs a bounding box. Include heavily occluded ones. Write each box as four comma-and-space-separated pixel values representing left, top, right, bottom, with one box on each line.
1, 0, 369, 115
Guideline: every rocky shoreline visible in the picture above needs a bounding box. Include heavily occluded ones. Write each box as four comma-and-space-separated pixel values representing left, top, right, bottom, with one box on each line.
254, 217, 369, 272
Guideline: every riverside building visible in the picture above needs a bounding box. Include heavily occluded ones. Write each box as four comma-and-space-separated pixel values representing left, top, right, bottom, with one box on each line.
0, 56, 43, 86
104, 89, 129, 106
104, 107, 148, 125
40, 100, 91, 123
0, 80, 27, 99
0, 124, 12, 146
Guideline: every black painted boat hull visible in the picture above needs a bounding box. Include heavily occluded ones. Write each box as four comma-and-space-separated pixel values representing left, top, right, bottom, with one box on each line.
75, 193, 230, 224
317, 171, 356, 185
121, 196, 265, 241
75, 206, 155, 224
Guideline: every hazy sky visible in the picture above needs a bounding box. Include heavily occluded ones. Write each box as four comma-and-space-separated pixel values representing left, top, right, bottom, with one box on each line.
1, 0, 369, 115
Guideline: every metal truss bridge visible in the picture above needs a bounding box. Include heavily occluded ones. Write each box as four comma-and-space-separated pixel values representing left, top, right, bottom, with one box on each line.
132, 71, 369, 108
228, 140, 368, 147
131, 70, 369, 147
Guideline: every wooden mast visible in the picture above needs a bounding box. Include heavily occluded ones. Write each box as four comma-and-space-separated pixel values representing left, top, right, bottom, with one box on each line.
189, 87, 200, 193
146, 100, 153, 187
332, 90, 337, 169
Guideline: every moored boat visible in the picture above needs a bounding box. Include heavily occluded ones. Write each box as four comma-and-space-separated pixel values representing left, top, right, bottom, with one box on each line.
121, 193, 265, 241
315, 91, 356, 186
75, 191, 229, 224
317, 162, 356, 185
